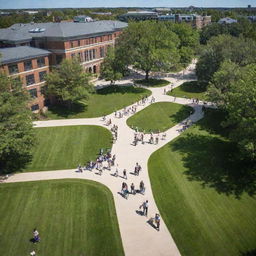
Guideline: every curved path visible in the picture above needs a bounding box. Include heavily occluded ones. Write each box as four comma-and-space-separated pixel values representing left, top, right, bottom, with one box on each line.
6, 63, 214, 256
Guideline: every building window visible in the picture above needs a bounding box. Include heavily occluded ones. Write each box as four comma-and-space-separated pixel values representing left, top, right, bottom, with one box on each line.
92, 49, 96, 59
56, 55, 63, 65
24, 60, 32, 71
8, 64, 18, 75
39, 71, 47, 82
37, 57, 45, 67
31, 104, 39, 111
29, 88, 37, 98
26, 74, 35, 86
100, 47, 105, 58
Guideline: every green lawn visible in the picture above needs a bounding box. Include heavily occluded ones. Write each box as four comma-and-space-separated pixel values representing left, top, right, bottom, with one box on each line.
25, 126, 112, 172
135, 78, 170, 87
148, 109, 256, 256
127, 102, 193, 133
168, 81, 206, 100
45, 86, 151, 119
0, 179, 124, 256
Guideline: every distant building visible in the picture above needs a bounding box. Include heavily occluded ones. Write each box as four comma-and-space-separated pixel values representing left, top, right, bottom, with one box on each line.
218, 17, 238, 24
248, 16, 256, 22
154, 8, 172, 12
0, 11, 11, 16
91, 12, 112, 16
118, 11, 158, 22
23, 10, 39, 15
158, 14, 211, 29
0, 20, 127, 111
73, 15, 93, 23
119, 11, 211, 29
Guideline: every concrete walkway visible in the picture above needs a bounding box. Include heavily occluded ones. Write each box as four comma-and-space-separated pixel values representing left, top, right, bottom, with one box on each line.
6, 63, 214, 256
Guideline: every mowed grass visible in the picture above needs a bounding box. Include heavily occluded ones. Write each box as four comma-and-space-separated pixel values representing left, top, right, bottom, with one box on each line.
135, 78, 170, 87
25, 126, 112, 172
148, 109, 256, 256
46, 86, 151, 119
168, 81, 206, 100
127, 102, 193, 133
0, 179, 124, 256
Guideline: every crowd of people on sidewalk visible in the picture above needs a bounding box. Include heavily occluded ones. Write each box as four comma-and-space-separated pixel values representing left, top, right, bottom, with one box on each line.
133, 130, 166, 146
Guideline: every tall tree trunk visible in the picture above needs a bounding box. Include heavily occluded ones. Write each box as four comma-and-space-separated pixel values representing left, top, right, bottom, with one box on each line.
145, 70, 150, 81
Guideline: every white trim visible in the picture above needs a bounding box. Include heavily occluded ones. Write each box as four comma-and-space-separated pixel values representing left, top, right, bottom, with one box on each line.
26, 81, 46, 88
9, 66, 49, 77
81, 58, 104, 65
47, 40, 115, 54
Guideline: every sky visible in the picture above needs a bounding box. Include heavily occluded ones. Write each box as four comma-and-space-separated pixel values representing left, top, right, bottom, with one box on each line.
0, 0, 255, 9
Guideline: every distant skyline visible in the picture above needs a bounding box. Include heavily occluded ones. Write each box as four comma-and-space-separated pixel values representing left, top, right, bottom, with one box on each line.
0, 0, 255, 9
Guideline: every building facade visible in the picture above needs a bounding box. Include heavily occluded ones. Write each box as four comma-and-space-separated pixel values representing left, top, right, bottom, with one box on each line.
0, 46, 50, 111
0, 20, 127, 111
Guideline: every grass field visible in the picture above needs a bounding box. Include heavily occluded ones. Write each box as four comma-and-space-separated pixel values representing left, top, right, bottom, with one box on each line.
168, 81, 206, 100
45, 86, 151, 119
127, 102, 193, 133
148, 109, 256, 256
25, 126, 112, 172
135, 78, 170, 87
0, 180, 124, 256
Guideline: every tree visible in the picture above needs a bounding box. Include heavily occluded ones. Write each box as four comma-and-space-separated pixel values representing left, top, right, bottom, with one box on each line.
44, 58, 93, 108
196, 35, 256, 86
115, 21, 180, 80
0, 73, 34, 173
100, 47, 123, 85
208, 62, 256, 160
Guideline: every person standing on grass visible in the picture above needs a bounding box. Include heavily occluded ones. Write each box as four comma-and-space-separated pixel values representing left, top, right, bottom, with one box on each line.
33, 228, 40, 243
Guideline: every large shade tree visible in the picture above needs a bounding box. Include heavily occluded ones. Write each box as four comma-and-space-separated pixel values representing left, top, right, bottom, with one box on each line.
115, 21, 180, 80
44, 58, 93, 108
196, 34, 256, 87
0, 73, 34, 173
208, 61, 256, 161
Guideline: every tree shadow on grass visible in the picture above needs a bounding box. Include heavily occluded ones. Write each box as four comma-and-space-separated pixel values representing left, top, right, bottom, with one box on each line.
240, 249, 256, 256
179, 81, 205, 93
171, 133, 256, 198
97, 85, 148, 95
170, 105, 193, 124
47, 102, 87, 118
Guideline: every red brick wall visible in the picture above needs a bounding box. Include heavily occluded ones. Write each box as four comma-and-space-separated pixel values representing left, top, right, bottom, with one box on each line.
1, 55, 50, 111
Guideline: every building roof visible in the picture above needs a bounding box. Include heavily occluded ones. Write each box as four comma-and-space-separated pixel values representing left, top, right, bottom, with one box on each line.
0, 20, 128, 43
0, 46, 50, 65
218, 17, 238, 24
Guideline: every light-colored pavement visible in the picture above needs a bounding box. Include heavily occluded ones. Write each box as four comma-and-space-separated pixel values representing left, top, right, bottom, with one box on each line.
6, 63, 213, 256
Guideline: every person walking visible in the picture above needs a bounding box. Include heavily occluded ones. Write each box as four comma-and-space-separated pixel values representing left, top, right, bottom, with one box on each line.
155, 213, 161, 231
131, 183, 135, 195
123, 169, 127, 179
140, 200, 149, 216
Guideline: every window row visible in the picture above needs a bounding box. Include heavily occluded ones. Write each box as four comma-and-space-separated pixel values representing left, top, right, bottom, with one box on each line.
70, 35, 113, 48
8, 57, 46, 75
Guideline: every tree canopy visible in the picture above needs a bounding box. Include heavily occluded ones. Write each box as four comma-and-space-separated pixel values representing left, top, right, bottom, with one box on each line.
115, 21, 181, 80
196, 34, 256, 86
44, 58, 93, 107
100, 47, 123, 84
0, 73, 34, 173
208, 62, 256, 161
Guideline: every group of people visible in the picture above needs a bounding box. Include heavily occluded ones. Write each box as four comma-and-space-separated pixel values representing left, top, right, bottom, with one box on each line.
133, 131, 166, 146
77, 150, 116, 175
111, 124, 118, 142
121, 180, 145, 199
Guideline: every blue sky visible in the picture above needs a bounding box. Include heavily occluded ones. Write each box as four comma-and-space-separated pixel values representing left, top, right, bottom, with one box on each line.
0, 0, 255, 9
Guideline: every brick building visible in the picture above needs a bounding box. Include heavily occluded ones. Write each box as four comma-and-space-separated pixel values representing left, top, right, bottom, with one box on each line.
0, 46, 50, 111
0, 20, 127, 111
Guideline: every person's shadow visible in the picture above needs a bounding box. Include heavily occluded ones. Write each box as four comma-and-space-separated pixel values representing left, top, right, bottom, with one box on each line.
135, 210, 144, 216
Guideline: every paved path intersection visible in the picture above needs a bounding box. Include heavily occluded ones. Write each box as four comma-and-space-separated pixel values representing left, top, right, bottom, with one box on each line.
6, 63, 214, 256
